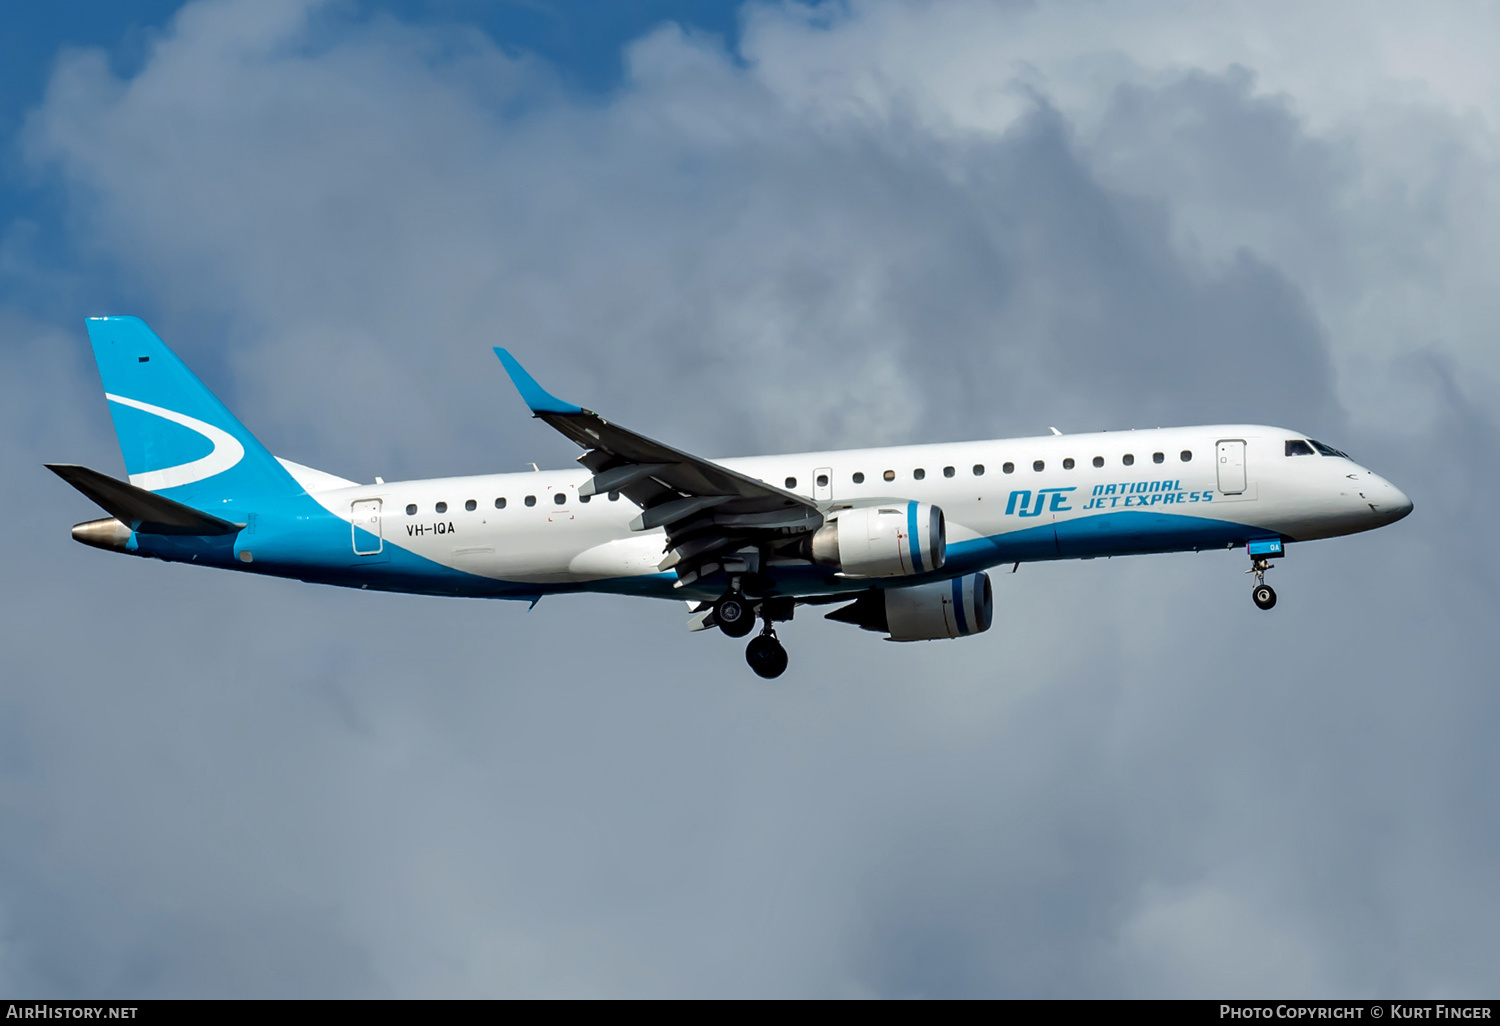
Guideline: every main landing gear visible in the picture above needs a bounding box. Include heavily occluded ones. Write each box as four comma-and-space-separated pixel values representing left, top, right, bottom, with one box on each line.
714, 586, 791, 678
714, 592, 755, 638
746, 626, 789, 679
1245, 538, 1284, 611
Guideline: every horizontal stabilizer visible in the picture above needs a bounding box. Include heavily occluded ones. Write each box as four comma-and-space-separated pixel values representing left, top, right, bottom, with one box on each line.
46, 463, 243, 535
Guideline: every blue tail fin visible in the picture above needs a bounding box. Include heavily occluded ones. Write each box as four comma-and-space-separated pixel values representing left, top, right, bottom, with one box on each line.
85, 317, 301, 508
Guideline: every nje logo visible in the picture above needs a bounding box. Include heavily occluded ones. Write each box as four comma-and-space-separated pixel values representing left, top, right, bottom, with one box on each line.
1005, 488, 1075, 518
1006, 480, 1218, 517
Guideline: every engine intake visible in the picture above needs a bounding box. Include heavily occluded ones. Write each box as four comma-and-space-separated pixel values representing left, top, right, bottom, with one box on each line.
826, 572, 993, 641
809, 501, 945, 577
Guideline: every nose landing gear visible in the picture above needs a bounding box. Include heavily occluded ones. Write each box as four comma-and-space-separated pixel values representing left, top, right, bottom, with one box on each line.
1245, 538, 1284, 611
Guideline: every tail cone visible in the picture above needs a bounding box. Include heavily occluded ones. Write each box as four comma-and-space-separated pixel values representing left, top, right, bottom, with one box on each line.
72, 517, 132, 552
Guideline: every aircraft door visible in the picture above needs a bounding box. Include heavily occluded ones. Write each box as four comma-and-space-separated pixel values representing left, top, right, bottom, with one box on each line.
1216, 440, 1247, 495
814, 467, 833, 501
351, 499, 384, 555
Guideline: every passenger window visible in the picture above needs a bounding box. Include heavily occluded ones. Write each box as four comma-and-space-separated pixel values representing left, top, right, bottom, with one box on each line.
465, 499, 477, 511
973, 464, 985, 476
1153, 452, 1165, 464
852, 472, 865, 484
495, 497, 506, 509
943, 466, 955, 478
1092, 456, 1104, 468
580, 494, 591, 503
816, 474, 829, 487
406, 504, 417, 516
884, 470, 896, 482
1063, 458, 1074, 470
1285, 440, 1315, 456
1180, 450, 1192, 462
1123, 454, 1135, 466
435, 502, 448, 514
1033, 460, 1045, 472
608, 491, 620, 501
554, 492, 566, 505
785, 477, 797, 489
913, 468, 925, 480
525, 495, 537, 507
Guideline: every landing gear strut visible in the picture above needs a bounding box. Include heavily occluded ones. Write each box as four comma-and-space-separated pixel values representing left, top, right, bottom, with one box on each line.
745, 598, 792, 679
1245, 539, 1283, 611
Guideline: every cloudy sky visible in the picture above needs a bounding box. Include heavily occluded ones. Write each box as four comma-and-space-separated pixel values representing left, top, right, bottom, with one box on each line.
2, 0, 1497, 998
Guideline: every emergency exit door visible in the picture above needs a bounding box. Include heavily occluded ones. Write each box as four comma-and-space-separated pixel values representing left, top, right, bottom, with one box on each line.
351, 499, 384, 555
1216, 440, 1246, 494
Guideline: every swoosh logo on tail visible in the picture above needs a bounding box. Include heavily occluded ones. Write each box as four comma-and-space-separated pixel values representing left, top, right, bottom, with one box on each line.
105, 393, 246, 491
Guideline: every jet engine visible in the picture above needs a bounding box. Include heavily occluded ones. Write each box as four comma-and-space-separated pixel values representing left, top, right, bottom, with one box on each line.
826, 572, 993, 641
808, 501, 946, 577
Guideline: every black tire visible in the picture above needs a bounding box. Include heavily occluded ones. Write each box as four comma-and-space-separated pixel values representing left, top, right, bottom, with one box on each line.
1253, 584, 1277, 610
745, 634, 789, 679
716, 595, 754, 638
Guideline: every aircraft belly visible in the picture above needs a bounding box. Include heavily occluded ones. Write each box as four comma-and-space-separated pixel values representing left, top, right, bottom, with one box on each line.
568, 534, 668, 580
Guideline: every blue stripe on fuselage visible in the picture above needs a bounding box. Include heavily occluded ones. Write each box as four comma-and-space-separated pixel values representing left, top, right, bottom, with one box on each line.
937, 509, 1268, 575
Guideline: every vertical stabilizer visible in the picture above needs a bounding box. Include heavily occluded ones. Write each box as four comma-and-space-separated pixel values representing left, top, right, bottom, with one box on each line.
84, 317, 302, 507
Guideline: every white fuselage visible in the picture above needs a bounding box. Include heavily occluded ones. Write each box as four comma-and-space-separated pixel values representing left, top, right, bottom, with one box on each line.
299, 425, 1411, 597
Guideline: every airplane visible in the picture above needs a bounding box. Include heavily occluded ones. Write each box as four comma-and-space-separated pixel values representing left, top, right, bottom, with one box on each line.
49, 316, 1413, 678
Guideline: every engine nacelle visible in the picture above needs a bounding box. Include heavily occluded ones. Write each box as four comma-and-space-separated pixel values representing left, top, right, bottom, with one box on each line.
885, 572, 993, 641
826, 572, 993, 641
809, 501, 946, 577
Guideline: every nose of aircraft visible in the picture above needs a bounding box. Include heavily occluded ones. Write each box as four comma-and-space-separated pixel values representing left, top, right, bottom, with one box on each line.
1374, 476, 1414, 524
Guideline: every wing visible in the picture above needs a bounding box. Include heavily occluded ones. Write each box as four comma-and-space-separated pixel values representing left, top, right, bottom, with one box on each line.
495, 349, 823, 588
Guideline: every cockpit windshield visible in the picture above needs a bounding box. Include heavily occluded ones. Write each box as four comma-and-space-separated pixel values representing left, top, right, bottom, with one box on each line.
1309, 439, 1351, 459
1285, 439, 1315, 456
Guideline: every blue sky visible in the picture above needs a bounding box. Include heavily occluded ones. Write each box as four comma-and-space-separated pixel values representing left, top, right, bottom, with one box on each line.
2, 0, 1499, 998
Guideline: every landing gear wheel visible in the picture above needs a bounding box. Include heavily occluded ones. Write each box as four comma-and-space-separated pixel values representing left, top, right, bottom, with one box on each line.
1252, 584, 1277, 610
745, 634, 788, 679
715, 594, 754, 638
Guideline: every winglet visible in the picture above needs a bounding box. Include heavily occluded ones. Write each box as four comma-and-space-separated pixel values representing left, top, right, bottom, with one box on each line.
493, 348, 585, 416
